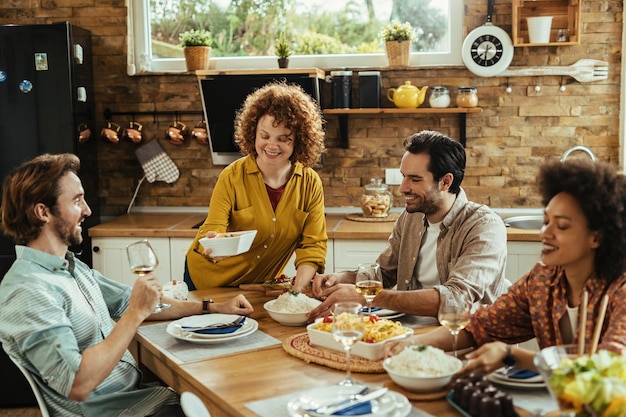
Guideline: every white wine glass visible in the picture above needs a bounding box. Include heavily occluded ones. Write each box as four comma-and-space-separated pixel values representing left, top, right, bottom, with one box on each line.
126, 239, 171, 314
355, 263, 382, 315
438, 294, 472, 357
331, 302, 364, 386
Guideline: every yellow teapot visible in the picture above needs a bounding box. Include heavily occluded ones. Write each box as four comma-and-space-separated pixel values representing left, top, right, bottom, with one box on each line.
387, 81, 428, 108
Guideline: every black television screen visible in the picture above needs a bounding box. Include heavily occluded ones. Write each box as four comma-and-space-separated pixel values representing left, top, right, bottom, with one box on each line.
198, 73, 322, 165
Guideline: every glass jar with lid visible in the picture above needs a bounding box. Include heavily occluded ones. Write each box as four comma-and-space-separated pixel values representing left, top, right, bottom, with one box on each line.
456, 87, 478, 108
361, 178, 392, 218
429, 86, 450, 108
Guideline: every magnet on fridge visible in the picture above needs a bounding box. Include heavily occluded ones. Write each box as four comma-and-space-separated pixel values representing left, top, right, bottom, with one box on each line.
73, 44, 84, 65
19, 80, 33, 93
0, 71, 6, 82
77, 86, 87, 102
34, 53, 48, 71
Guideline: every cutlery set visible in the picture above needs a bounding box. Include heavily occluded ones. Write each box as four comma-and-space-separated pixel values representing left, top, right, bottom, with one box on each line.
309, 387, 388, 415
179, 315, 246, 332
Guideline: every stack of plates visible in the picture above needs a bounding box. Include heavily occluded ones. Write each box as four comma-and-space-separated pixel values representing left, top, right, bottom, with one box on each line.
287, 386, 411, 417
167, 314, 258, 344
487, 367, 546, 389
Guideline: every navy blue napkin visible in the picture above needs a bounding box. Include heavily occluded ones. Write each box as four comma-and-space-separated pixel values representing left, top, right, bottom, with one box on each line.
333, 401, 372, 415
506, 368, 540, 379
191, 317, 246, 334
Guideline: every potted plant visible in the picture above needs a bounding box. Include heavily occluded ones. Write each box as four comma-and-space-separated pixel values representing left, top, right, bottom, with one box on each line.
179, 28, 212, 71
379, 21, 414, 67
274, 32, 292, 69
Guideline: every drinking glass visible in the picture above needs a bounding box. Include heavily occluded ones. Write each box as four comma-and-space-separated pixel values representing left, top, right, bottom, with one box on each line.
126, 239, 171, 314
354, 263, 382, 315
331, 302, 364, 386
438, 294, 472, 357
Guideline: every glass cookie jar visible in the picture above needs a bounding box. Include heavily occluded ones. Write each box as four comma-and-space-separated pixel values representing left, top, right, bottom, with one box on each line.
361, 178, 392, 218
456, 86, 478, 108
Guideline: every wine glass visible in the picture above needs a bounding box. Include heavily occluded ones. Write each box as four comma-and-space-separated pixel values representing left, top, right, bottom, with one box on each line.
355, 263, 382, 315
437, 294, 472, 357
126, 239, 171, 314
331, 302, 364, 386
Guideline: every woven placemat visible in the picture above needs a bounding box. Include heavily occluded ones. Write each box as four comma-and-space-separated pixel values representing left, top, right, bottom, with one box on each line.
383, 380, 449, 401
345, 212, 400, 223
283, 333, 384, 373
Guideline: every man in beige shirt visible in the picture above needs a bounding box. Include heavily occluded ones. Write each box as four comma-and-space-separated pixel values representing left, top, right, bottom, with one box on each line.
308, 130, 509, 320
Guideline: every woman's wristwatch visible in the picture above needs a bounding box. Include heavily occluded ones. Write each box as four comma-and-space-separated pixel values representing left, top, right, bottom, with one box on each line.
202, 298, 214, 314
502, 344, 515, 367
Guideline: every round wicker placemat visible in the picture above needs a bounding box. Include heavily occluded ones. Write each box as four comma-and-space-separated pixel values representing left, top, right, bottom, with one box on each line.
382, 380, 449, 401
282, 333, 384, 373
345, 213, 400, 223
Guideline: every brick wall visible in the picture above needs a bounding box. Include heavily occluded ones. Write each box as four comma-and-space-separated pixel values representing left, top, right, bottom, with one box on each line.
0, 0, 621, 215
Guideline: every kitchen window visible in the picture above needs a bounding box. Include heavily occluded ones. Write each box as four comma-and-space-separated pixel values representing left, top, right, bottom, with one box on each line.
127, 0, 463, 75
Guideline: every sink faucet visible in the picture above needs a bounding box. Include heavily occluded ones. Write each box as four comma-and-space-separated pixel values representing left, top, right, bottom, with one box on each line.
560, 145, 596, 162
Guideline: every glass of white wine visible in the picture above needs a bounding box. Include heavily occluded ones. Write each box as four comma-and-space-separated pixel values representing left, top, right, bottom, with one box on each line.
355, 263, 382, 315
331, 302, 364, 386
126, 239, 171, 314
438, 294, 472, 357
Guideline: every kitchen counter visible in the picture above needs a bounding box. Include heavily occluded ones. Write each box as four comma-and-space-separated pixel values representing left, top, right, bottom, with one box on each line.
88, 212, 540, 241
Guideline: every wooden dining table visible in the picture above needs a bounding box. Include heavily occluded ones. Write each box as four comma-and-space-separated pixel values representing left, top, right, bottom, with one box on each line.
131, 287, 550, 417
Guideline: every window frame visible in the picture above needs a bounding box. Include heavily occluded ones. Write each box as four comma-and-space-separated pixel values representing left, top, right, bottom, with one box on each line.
127, 0, 464, 75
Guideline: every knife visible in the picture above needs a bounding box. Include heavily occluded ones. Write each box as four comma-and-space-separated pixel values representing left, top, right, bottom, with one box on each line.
314, 387, 388, 415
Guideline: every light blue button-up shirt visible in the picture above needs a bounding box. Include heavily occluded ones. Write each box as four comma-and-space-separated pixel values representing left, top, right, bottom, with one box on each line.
0, 246, 178, 417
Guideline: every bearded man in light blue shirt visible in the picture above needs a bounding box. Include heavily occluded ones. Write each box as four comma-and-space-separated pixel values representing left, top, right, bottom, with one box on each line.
0, 153, 253, 417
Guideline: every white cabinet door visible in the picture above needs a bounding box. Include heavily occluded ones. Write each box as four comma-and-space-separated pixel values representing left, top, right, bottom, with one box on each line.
170, 238, 193, 282
91, 237, 171, 285
506, 241, 541, 283
333, 239, 388, 272
282, 239, 335, 276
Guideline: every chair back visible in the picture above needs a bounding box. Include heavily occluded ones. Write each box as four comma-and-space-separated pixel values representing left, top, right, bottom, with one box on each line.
8, 355, 50, 417
180, 391, 211, 417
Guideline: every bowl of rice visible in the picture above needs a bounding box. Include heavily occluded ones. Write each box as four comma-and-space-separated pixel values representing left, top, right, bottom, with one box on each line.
383, 345, 463, 392
264, 291, 321, 326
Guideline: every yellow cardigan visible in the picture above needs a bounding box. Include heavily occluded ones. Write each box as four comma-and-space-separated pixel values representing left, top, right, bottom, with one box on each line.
186, 155, 328, 288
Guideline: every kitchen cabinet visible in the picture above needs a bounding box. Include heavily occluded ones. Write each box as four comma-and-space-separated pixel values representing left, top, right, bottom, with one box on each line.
91, 237, 171, 286
505, 241, 542, 283
333, 239, 389, 272
512, 0, 580, 46
323, 107, 483, 148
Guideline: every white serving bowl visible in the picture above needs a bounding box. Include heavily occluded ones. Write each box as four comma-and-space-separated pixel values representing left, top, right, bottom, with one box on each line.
264, 299, 321, 326
306, 321, 413, 361
199, 230, 257, 257
383, 352, 462, 392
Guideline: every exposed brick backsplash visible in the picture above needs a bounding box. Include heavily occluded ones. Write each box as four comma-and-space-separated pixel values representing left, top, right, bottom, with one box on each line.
1, 0, 621, 216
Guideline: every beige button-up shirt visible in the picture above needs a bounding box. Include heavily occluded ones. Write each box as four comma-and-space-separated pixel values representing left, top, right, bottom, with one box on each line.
377, 188, 510, 311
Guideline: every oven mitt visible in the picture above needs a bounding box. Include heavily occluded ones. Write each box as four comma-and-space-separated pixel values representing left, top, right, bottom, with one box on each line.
135, 139, 179, 183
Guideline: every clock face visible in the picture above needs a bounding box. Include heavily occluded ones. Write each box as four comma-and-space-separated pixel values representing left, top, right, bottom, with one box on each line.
470, 34, 504, 67
462, 24, 514, 77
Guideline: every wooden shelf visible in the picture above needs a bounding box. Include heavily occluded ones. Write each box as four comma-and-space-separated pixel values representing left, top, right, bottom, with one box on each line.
512, 0, 581, 46
322, 107, 483, 148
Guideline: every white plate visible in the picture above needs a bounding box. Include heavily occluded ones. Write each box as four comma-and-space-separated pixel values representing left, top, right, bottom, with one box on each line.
167, 316, 258, 344
169, 314, 252, 339
487, 372, 546, 389
287, 386, 411, 417
368, 308, 405, 320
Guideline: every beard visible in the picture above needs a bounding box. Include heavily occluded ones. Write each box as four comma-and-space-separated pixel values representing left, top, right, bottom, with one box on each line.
405, 183, 444, 216
53, 215, 84, 247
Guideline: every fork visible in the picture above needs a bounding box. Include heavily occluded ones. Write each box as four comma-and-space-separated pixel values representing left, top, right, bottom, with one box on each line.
180, 316, 246, 331
499, 59, 609, 83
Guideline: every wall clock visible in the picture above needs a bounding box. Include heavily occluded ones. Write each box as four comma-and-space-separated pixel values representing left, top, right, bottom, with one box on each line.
462, 0, 514, 77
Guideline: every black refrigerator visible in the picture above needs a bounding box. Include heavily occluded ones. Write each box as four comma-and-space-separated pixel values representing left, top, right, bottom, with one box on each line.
0, 22, 99, 406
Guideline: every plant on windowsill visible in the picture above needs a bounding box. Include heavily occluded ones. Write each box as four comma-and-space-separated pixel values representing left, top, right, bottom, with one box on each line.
274, 32, 292, 69
179, 29, 212, 71
380, 21, 415, 68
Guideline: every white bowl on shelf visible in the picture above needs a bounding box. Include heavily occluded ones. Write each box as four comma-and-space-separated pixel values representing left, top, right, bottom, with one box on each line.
199, 230, 257, 257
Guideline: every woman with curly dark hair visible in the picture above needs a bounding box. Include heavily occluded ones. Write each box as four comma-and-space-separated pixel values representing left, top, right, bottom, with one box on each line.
386, 158, 626, 374
185, 81, 327, 290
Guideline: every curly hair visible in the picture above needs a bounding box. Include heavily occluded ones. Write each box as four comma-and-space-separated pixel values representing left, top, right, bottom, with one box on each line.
538, 159, 626, 282
233, 81, 326, 167
1, 153, 80, 245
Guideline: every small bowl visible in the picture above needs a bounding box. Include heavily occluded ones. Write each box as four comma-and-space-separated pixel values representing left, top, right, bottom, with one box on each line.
264, 299, 321, 326
199, 230, 257, 257
383, 352, 462, 393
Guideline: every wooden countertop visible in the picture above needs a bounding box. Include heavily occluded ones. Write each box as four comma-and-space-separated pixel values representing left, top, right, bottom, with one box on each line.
89, 212, 540, 242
